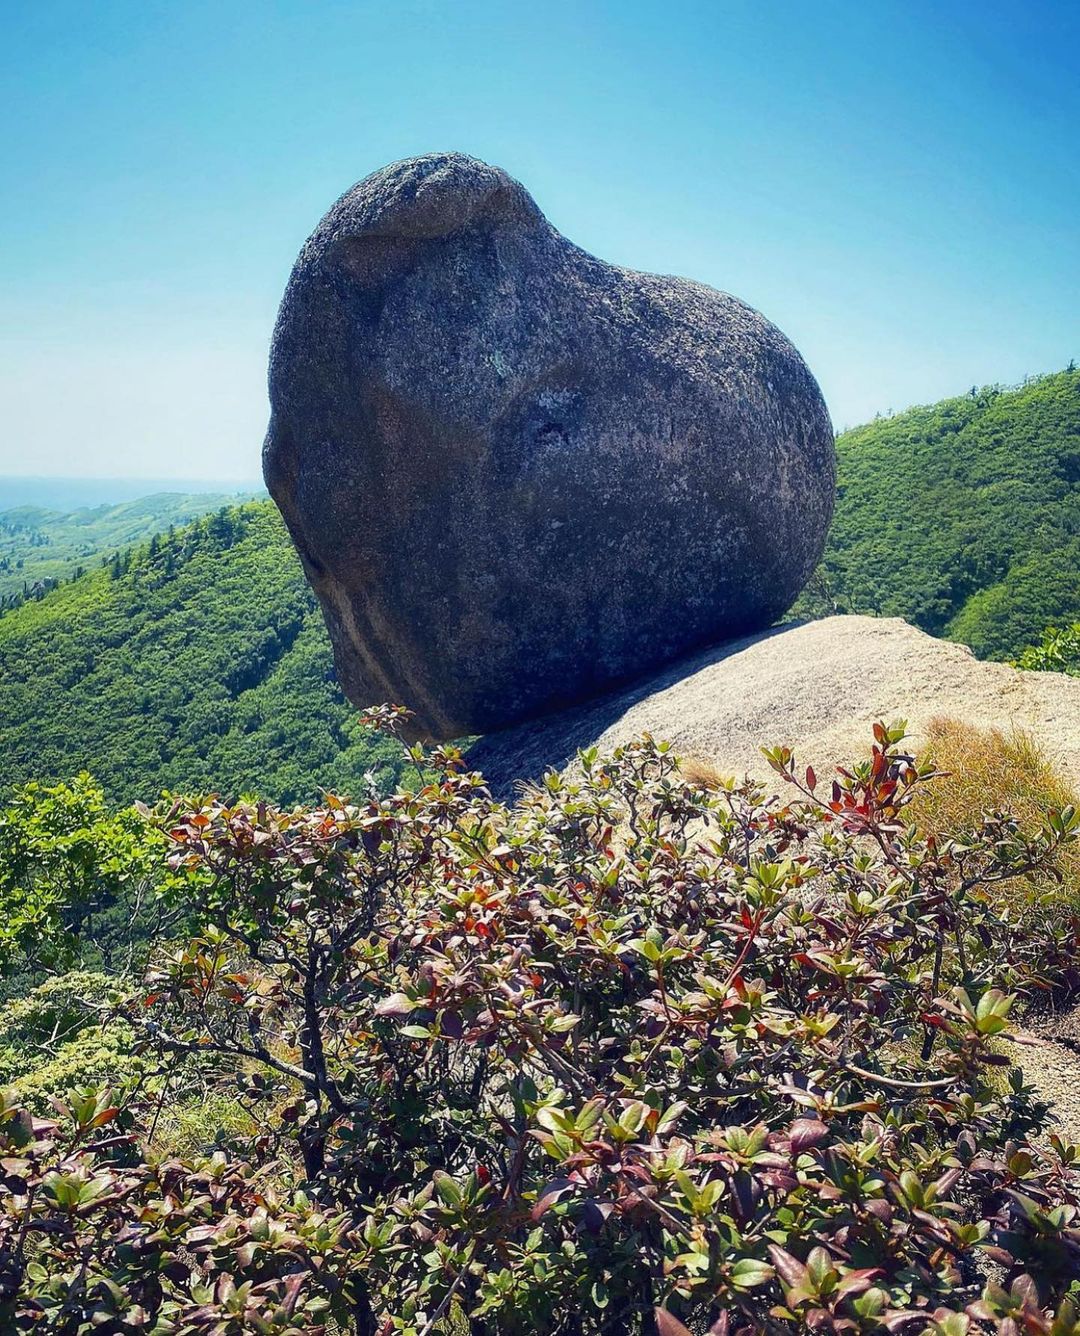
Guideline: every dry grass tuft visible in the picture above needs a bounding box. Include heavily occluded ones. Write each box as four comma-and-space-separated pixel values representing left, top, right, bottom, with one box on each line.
913, 716, 1080, 906
678, 755, 733, 790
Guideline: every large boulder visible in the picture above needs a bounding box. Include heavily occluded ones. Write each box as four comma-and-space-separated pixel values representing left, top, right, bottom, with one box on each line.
264, 152, 834, 739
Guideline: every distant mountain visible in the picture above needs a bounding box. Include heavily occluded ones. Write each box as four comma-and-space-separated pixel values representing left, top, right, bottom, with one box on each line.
0, 476, 263, 512
0, 491, 261, 607
794, 366, 1080, 659
0, 502, 405, 804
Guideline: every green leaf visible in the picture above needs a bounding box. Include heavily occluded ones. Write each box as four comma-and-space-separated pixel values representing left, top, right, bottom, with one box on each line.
730, 1257, 775, 1290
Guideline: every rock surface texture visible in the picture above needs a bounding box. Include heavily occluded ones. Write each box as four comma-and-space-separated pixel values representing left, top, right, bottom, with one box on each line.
265, 152, 835, 739
467, 616, 1080, 797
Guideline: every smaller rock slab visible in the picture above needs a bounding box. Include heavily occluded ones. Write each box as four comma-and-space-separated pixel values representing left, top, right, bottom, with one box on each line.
466, 616, 1080, 797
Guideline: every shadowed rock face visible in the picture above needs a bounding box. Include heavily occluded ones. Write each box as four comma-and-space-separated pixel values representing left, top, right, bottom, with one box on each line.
264, 152, 835, 740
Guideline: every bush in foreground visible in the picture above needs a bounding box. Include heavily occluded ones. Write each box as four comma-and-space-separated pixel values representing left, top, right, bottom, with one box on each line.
3, 713, 1080, 1334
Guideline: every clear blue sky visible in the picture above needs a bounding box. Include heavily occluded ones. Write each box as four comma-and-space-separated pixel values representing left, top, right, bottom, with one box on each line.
2, 0, 1077, 481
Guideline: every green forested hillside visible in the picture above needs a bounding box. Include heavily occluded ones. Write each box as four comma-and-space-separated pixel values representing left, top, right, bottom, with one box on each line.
1, 368, 1076, 803
795, 367, 1080, 658
0, 491, 257, 608
0, 503, 404, 803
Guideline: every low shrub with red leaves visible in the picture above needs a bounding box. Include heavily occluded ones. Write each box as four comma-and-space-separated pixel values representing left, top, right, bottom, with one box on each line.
4, 711, 1080, 1334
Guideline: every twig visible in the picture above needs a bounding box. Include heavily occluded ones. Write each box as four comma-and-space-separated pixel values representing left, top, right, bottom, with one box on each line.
416, 1239, 478, 1336
841, 1061, 956, 1091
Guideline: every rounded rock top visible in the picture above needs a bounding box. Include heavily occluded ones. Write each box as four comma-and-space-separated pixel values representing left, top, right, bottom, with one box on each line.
265, 152, 835, 740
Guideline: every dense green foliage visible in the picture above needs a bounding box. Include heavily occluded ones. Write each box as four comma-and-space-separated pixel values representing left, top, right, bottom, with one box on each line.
3, 718, 1080, 1333
795, 367, 1080, 659
0, 972, 143, 1112
1016, 623, 1080, 677
0, 774, 164, 981
0, 491, 256, 608
1, 368, 1077, 808
0, 503, 406, 803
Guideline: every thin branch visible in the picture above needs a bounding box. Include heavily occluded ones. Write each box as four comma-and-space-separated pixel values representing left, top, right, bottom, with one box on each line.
841, 1061, 957, 1092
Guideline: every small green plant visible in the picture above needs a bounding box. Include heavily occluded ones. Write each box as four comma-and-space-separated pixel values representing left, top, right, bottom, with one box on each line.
1016, 623, 1080, 677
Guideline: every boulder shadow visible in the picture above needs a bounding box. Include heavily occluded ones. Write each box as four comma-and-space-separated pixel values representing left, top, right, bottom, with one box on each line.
464, 620, 801, 801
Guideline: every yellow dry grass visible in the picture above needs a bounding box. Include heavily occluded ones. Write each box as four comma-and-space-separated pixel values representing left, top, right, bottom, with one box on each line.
913, 716, 1080, 907
678, 755, 732, 790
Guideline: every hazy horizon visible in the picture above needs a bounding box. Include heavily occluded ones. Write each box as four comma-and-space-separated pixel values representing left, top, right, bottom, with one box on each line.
1, 358, 1073, 497
0, 474, 264, 514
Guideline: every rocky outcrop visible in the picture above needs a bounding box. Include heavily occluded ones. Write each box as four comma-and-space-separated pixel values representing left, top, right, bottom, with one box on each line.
265, 152, 834, 739
467, 615, 1080, 796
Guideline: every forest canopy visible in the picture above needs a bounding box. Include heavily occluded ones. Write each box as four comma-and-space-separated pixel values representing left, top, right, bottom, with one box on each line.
0, 504, 405, 804
795, 366, 1080, 658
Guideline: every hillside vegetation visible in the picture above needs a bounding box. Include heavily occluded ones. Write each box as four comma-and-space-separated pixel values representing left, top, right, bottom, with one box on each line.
795, 366, 1080, 658
4, 380, 1080, 1332
1, 368, 1077, 804
0, 490, 256, 608
0, 503, 404, 802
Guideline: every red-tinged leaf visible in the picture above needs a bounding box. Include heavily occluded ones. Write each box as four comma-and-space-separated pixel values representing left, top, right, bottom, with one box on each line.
768, 1244, 809, 1288
655, 1309, 694, 1336
581, 1199, 613, 1234
788, 1118, 829, 1152
144, 994, 160, 1008
440, 1010, 464, 1039
531, 1178, 574, 1219
805, 765, 817, 790
708, 1315, 730, 1336
918, 1012, 948, 1029
834, 1268, 882, 1298
878, 1312, 927, 1333
280, 1271, 305, 1316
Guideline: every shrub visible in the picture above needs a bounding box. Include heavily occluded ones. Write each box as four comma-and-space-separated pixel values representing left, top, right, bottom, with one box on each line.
1016, 624, 1080, 677
3, 713, 1080, 1334
0, 1086, 358, 1334
0, 971, 145, 1114
0, 775, 168, 979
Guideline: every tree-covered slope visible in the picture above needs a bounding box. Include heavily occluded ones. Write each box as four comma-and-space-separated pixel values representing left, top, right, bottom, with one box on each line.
0, 490, 258, 607
2, 368, 1076, 806
795, 367, 1080, 658
0, 503, 404, 803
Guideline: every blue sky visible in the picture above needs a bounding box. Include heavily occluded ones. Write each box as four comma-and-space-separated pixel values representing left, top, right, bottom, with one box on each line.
1, 0, 1077, 481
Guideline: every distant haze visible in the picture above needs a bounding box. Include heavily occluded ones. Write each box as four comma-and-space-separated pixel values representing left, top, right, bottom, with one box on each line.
0, 476, 264, 514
